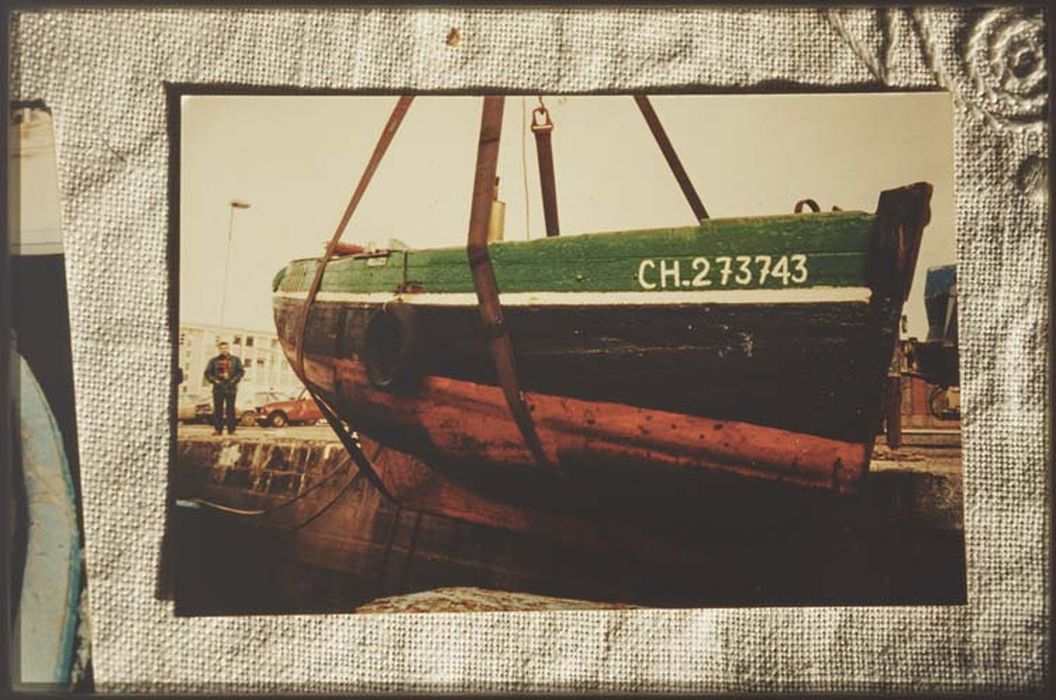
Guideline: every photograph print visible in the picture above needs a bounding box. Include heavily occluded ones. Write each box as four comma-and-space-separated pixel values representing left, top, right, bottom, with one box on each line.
166, 92, 963, 615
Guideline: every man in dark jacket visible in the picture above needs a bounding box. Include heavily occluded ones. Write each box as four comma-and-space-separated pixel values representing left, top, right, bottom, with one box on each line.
204, 341, 245, 435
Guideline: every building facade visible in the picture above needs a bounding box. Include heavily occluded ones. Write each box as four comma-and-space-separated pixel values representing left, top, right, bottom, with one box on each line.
178, 324, 303, 400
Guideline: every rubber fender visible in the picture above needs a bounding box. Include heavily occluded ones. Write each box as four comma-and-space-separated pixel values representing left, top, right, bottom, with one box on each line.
363, 303, 424, 394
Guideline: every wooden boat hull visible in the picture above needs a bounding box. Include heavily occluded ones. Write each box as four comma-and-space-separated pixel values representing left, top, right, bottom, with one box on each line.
273, 184, 931, 507
291, 348, 868, 492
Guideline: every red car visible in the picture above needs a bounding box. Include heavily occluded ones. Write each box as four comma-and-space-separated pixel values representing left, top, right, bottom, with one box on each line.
256, 388, 324, 427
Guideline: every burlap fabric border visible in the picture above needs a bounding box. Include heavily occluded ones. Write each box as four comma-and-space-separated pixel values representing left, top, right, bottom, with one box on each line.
9, 6, 1049, 693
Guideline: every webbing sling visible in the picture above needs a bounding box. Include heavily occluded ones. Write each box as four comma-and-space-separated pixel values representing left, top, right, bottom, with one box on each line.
308, 385, 396, 503
295, 95, 414, 379
466, 96, 555, 471
294, 95, 415, 504
530, 103, 560, 238
633, 95, 710, 222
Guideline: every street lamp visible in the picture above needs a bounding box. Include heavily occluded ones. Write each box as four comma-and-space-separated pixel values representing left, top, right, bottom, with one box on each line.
219, 199, 251, 329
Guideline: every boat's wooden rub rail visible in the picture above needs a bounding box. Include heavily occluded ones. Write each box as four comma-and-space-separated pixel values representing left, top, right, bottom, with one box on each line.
275, 286, 874, 306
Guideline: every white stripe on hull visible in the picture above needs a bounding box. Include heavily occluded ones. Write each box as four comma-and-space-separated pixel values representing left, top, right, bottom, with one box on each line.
274, 286, 872, 306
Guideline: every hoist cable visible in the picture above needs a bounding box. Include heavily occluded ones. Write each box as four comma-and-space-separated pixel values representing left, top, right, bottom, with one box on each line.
289, 96, 414, 507
633, 94, 709, 222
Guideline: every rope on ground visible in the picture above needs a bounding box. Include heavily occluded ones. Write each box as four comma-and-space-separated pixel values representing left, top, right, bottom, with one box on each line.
277, 470, 367, 533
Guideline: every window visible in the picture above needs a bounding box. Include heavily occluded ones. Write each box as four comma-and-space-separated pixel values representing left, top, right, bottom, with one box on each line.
246, 336, 254, 347
257, 358, 265, 367
234, 335, 242, 345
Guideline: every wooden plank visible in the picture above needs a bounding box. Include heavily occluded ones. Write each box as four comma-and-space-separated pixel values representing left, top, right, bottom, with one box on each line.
276, 212, 877, 296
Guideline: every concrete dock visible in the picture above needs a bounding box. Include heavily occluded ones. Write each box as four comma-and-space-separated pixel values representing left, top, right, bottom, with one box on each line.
165, 424, 964, 615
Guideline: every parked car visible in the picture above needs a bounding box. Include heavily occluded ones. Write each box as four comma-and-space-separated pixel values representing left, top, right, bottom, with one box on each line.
177, 394, 212, 424
178, 390, 286, 427
257, 388, 323, 427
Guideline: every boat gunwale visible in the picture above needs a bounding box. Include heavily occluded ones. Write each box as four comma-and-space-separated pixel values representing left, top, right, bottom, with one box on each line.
281, 210, 876, 267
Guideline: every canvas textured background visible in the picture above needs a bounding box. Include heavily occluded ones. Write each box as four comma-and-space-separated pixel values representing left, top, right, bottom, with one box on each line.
9, 6, 1049, 693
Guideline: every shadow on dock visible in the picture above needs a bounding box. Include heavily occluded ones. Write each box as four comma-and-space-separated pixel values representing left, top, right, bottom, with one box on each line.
163, 428, 965, 615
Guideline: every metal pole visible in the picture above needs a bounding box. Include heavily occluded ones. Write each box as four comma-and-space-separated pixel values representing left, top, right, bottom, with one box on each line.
219, 200, 250, 330
219, 204, 234, 329
885, 375, 903, 449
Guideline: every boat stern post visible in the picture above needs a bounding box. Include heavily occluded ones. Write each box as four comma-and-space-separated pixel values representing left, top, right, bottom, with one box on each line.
862, 182, 934, 470
867, 182, 933, 304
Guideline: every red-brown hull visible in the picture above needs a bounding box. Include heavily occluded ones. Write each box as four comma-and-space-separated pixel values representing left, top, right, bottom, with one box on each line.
301, 353, 867, 494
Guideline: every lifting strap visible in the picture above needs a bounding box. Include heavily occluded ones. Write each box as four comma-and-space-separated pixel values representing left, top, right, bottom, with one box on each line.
531, 102, 561, 237
293, 95, 415, 505
295, 95, 414, 380
466, 96, 555, 470
307, 385, 397, 503
633, 94, 710, 222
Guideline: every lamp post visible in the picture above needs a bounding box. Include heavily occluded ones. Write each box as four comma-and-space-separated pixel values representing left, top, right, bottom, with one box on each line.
219, 199, 250, 329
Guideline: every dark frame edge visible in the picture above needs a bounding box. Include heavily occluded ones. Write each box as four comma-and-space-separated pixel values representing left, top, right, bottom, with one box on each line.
1046, 3, 1055, 699
0, 3, 1048, 697
155, 83, 183, 608
1, 3, 16, 696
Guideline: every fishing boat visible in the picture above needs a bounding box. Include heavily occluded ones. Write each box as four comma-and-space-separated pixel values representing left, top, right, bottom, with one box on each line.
270, 96, 932, 518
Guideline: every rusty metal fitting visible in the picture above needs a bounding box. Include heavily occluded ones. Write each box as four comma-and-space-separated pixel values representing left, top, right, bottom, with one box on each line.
530, 106, 553, 132
794, 198, 821, 213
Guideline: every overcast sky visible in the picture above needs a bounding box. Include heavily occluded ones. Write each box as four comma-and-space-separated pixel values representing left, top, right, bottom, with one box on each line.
180, 93, 954, 338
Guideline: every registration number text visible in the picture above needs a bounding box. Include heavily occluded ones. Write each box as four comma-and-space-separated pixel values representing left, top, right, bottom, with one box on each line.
636, 254, 809, 290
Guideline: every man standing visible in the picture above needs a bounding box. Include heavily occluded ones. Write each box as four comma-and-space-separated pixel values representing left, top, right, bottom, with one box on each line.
204, 341, 244, 435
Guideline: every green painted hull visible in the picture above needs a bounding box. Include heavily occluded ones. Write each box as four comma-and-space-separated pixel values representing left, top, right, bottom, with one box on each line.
274, 211, 875, 297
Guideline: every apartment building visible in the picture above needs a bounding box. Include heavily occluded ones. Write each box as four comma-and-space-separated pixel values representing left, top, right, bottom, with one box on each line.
178, 323, 302, 399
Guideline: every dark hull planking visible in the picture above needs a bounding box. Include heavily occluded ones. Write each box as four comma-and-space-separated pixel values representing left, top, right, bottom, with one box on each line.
273, 292, 901, 511
276, 298, 893, 445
